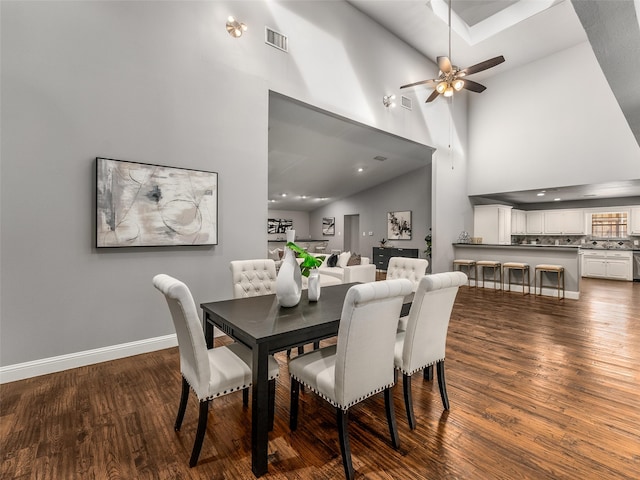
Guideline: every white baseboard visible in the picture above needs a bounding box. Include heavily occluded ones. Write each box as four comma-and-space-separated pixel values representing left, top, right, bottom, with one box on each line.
0, 334, 178, 384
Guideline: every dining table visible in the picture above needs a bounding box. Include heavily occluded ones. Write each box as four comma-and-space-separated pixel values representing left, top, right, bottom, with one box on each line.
200, 282, 413, 477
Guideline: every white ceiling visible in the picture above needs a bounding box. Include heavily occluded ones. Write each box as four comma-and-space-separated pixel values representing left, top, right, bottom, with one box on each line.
268, 0, 640, 210
269, 93, 433, 211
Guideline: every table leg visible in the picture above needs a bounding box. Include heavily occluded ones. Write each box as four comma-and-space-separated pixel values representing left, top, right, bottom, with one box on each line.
251, 342, 271, 477
204, 313, 214, 349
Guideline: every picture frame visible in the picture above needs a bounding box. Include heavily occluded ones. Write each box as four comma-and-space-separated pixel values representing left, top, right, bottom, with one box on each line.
96, 157, 218, 247
268, 218, 293, 234
322, 217, 335, 235
387, 210, 412, 240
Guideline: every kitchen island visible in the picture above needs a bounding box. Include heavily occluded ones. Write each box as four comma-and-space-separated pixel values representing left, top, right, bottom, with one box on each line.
453, 243, 581, 299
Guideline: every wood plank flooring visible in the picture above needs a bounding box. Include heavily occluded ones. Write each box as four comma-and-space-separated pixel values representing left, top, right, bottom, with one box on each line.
1, 278, 639, 479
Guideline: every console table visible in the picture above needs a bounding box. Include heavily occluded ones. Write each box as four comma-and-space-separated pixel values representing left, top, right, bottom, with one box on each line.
373, 247, 419, 271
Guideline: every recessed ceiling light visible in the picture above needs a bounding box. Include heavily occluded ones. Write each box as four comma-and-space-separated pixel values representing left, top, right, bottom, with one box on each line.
281, 193, 287, 197
301, 195, 308, 199
357, 167, 364, 173
554, 198, 561, 201
537, 192, 545, 197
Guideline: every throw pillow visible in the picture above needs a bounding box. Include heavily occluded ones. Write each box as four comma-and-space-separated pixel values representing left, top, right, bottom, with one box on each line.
327, 253, 338, 267
347, 253, 362, 266
338, 251, 351, 268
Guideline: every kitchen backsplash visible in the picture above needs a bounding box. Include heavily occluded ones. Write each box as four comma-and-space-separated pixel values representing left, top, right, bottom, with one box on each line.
511, 235, 640, 248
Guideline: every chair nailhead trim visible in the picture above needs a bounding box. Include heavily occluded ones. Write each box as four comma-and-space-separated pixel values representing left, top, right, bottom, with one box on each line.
290, 374, 395, 411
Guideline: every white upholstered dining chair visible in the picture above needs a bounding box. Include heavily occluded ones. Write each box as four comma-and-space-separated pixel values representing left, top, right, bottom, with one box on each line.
288, 279, 413, 480
230, 259, 308, 356
152, 274, 280, 467
394, 271, 467, 429
386, 256, 429, 331
230, 259, 277, 298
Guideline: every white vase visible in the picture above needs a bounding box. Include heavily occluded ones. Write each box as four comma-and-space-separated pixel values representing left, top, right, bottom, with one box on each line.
308, 268, 321, 302
276, 247, 302, 307
286, 229, 296, 243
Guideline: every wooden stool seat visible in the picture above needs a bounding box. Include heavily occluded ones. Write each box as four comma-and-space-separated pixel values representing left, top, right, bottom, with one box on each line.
534, 264, 565, 299
476, 260, 502, 291
502, 262, 530, 295
453, 259, 476, 287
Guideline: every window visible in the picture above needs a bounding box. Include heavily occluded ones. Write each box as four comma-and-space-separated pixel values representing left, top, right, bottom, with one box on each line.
591, 212, 628, 238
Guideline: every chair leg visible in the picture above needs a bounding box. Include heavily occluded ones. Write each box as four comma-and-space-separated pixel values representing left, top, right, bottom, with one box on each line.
189, 400, 210, 468
313, 341, 320, 350
286, 349, 292, 357
403, 373, 416, 430
337, 409, 355, 480
268, 379, 276, 432
242, 388, 249, 407
436, 360, 450, 411
290, 379, 300, 431
423, 365, 434, 381
175, 376, 190, 431
298, 346, 305, 355
384, 387, 400, 448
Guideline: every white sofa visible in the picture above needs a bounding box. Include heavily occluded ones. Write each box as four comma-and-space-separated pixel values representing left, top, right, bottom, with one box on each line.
315, 251, 376, 284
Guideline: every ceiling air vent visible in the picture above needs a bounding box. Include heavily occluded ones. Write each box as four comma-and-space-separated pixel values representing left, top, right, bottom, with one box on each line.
265, 27, 288, 52
373, 155, 387, 161
401, 96, 412, 110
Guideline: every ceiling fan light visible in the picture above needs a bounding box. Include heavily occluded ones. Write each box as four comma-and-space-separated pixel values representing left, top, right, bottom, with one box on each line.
453, 79, 464, 91
436, 82, 447, 94
444, 86, 454, 97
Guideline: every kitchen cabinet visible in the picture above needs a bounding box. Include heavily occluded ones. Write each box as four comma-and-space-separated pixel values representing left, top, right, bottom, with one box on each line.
631, 207, 640, 234
526, 211, 544, 234
581, 250, 632, 281
474, 205, 512, 244
511, 209, 526, 234
544, 209, 585, 234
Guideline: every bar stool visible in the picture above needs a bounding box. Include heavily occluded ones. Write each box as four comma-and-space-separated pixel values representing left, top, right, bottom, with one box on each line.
502, 262, 530, 295
452, 259, 476, 287
475, 260, 502, 291
534, 264, 565, 299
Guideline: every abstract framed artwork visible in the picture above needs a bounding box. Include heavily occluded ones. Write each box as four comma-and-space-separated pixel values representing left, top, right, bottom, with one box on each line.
387, 210, 412, 240
267, 218, 293, 234
322, 217, 335, 235
96, 157, 218, 247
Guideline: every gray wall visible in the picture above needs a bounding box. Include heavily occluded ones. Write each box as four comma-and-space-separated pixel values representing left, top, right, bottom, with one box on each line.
1, 1, 451, 368
310, 166, 432, 259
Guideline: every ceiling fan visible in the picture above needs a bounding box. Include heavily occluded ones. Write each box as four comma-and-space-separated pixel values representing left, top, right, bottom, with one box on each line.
400, 0, 505, 103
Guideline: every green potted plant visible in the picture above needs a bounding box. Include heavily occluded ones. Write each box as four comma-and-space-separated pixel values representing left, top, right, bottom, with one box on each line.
424, 229, 432, 259
286, 242, 326, 277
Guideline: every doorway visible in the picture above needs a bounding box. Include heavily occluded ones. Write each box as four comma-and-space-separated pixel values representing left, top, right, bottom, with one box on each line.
343, 214, 360, 253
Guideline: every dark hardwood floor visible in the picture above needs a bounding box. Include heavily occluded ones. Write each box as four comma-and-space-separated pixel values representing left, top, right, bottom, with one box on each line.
2, 278, 639, 479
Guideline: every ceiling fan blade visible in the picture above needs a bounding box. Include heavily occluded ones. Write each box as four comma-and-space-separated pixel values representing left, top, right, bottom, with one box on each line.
400, 78, 438, 89
462, 78, 487, 93
437, 56, 452, 74
425, 89, 440, 103
459, 55, 505, 76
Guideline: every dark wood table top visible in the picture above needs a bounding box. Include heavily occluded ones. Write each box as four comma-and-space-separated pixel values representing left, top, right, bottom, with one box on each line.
201, 282, 357, 348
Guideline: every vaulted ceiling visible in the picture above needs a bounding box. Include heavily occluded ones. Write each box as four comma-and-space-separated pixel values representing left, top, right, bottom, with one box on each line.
269, 1, 640, 210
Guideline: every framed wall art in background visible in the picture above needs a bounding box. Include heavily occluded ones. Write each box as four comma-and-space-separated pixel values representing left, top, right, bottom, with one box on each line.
268, 218, 293, 234
387, 210, 412, 240
96, 157, 218, 247
322, 217, 335, 235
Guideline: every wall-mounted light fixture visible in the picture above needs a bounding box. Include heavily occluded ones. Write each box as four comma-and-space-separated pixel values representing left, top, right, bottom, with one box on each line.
382, 94, 396, 108
226, 16, 247, 38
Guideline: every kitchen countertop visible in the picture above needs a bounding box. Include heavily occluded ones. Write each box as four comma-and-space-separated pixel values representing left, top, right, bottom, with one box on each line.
453, 243, 639, 251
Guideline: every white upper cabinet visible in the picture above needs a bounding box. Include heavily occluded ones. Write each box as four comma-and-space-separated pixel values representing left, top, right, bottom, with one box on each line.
511, 209, 526, 234
631, 207, 640, 234
543, 209, 585, 234
474, 205, 513, 244
526, 211, 544, 234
